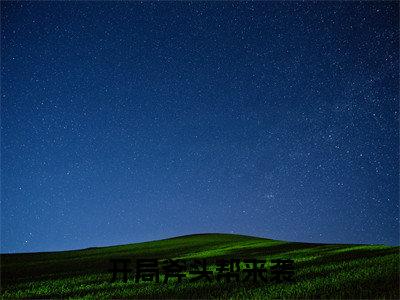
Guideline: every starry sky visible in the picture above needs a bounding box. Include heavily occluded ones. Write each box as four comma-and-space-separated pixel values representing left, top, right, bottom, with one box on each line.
1, 1, 399, 253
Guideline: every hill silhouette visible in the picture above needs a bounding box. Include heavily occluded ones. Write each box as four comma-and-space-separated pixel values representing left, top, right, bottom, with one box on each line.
1, 233, 399, 299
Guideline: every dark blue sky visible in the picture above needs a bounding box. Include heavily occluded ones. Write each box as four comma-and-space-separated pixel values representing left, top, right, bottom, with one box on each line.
1, 1, 398, 253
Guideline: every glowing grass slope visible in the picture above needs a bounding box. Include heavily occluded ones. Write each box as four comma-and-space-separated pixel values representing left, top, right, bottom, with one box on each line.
1, 233, 399, 299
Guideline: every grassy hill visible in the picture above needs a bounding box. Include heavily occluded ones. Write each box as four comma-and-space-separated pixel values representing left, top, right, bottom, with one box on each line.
1, 233, 399, 299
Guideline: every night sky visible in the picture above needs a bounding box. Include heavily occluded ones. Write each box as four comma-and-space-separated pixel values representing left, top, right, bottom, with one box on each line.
1, 1, 399, 253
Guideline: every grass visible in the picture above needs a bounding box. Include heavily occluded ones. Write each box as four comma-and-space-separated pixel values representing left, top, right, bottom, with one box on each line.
1, 233, 399, 299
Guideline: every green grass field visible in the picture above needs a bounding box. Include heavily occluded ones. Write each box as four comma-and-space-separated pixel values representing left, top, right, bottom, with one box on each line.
1, 233, 399, 299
